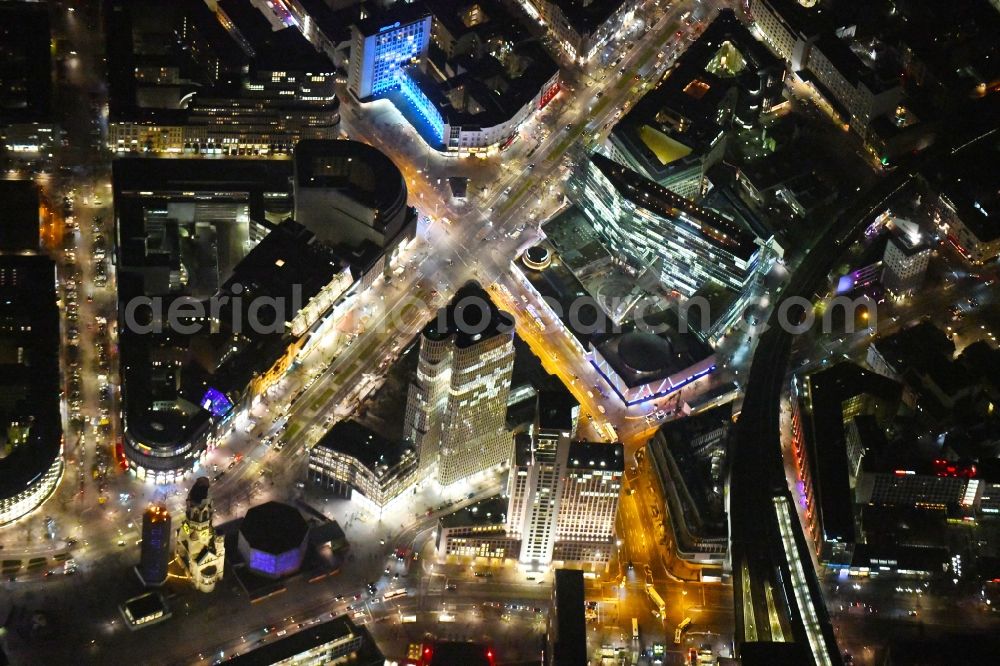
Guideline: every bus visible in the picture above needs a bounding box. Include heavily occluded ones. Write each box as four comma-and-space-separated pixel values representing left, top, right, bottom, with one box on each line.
646, 585, 666, 618
674, 617, 693, 644
382, 589, 407, 602
632, 618, 639, 640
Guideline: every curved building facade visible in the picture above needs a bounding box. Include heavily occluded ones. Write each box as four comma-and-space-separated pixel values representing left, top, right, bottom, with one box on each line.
0, 255, 64, 526
122, 407, 213, 485
293, 139, 411, 250
0, 453, 64, 527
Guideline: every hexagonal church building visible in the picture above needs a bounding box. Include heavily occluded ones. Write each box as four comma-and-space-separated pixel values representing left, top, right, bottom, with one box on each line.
237, 501, 310, 578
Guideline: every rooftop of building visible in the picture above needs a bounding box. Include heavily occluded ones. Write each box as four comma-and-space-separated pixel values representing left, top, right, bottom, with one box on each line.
439, 494, 508, 529
513, 237, 598, 349
932, 137, 1000, 244
871, 322, 974, 398
425, 641, 495, 666
0, 180, 40, 252
508, 335, 570, 420
293, 0, 359, 44
803, 362, 903, 544
105, 0, 335, 122
553, 0, 630, 36
222, 616, 384, 666
658, 401, 733, 449
423, 281, 514, 349
566, 441, 625, 472
216, 0, 332, 72
552, 569, 587, 666
813, 33, 898, 94
880, 0, 1000, 97
114, 156, 293, 200
537, 390, 578, 431
355, 1, 432, 36
293, 140, 407, 228
417, 38, 559, 131
0, 0, 51, 124
756, 0, 833, 38
313, 419, 416, 476
886, 225, 929, 257
425, 0, 515, 42
849, 542, 948, 573
590, 153, 758, 260
0, 255, 62, 501
121, 592, 168, 621
611, 9, 781, 180
239, 501, 310, 554
649, 402, 732, 540
592, 320, 714, 389
223, 220, 341, 323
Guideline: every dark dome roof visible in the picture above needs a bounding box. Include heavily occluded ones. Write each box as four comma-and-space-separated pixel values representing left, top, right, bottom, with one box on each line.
525, 245, 548, 262
617, 332, 673, 373
239, 502, 308, 554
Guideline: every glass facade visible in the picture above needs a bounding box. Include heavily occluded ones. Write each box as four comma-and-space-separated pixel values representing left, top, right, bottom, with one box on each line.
573, 154, 762, 298
0, 454, 63, 526
370, 21, 428, 95
248, 545, 304, 578
397, 69, 445, 143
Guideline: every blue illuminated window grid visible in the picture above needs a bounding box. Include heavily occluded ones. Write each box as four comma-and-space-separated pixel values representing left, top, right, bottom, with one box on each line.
370, 22, 426, 96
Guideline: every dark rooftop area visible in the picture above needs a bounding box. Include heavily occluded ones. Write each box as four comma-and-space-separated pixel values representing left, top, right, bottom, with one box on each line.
566, 441, 625, 472
0, 255, 62, 501
556, 0, 629, 36
440, 494, 508, 529
294, 139, 407, 226
355, 1, 431, 36
537, 390, 578, 431
122, 592, 168, 620
933, 138, 1000, 243
0, 180, 39, 252
222, 616, 384, 666
313, 419, 415, 475
592, 321, 714, 389
551, 569, 586, 666
0, 0, 52, 123
423, 281, 514, 349
803, 362, 902, 544
239, 501, 309, 554
426, 641, 494, 666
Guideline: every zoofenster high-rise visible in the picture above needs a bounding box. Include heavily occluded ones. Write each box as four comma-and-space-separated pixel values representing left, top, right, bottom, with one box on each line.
507, 391, 579, 567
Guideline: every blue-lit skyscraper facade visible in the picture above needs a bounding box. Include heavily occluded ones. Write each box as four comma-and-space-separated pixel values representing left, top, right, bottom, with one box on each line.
137, 504, 171, 586
348, 14, 432, 99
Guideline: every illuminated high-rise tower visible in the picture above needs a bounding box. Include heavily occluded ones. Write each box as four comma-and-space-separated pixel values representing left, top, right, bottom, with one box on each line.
137, 503, 171, 587
506, 392, 623, 568
347, 6, 432, 100
404, 282, 515, 486
507, 392, 579, 567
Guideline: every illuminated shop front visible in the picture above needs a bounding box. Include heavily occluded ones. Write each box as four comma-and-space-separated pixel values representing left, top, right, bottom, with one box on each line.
0, 453, 64, 527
